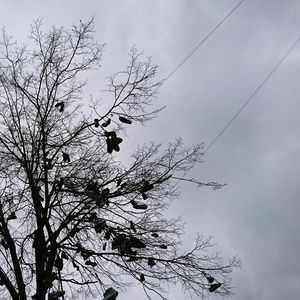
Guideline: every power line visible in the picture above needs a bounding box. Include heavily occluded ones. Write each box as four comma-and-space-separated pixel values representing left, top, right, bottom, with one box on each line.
160, 0, 244, 189
203, 37, 300, 154
155, 0, 245, 91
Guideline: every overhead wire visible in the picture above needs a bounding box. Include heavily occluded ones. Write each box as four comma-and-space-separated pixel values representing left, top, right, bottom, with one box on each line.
155, 1, 299, 185
154, 0, 245, 92
203, 37, 300, 154
149, 0, 244, 188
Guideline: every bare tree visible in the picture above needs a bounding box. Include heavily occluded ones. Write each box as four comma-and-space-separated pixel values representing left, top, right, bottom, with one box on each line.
0, 18, 240, 300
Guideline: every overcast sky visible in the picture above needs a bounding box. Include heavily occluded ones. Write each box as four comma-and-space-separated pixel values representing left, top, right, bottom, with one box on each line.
1, 1, 300, 299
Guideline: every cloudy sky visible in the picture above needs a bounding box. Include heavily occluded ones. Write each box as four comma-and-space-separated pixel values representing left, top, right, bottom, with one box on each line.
1, 0, 300, 299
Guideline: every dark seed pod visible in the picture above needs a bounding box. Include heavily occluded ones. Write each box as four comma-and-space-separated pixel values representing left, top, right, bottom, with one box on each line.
102, 118, 111, 127
141, 192, 148, 200
209, 283, 221, 292
119, 116, 132, 124
57, 178, 64, 189
147, 257, 155, 267
94, 220, 106, 233
159, 244, 168, 249
72, 261, 79, 271
130, 221, 137, 233
55, 101, 65, 112
116, 178, 122, 186
88, 212, 98, 222
102, 242, 107, 251
62, 152, 70, 163
94, 118, 100, 128
7, 212, 17, 221
54, 255, 64, 271
81, 251, 89, 260
140, 274, 145, 282
120, 182, 127, 189
104, 228, 113, 240
126, 256, 139, 262
151, 233, 159, 238
85, 260, 97, 267
207, 276, 214, 283
111, 241, 117, 250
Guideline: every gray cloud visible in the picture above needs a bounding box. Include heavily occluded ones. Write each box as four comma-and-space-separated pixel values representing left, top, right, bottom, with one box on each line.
0, 0, 300, 299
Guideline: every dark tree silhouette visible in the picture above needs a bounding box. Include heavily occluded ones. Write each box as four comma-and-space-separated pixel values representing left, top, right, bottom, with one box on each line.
0, 18, 240, 300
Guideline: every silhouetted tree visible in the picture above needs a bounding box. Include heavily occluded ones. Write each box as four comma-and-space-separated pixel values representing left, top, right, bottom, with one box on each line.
0, 18, 240, 300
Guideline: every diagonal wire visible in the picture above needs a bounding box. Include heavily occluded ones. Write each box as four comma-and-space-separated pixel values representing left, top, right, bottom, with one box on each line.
203, 37, 300, 154
153, 0, 244, 190
154, 0, 245, 92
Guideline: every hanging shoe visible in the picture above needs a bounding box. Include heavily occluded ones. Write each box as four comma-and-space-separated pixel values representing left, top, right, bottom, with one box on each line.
103, 287, 118, 300
140, 274, 145, 282
209, 282, 221, 292
94, 118, 100, 128
130, 200, 147, 210
94, 220, 106, 233
102, 118, 111, 127
119, 116, 132, 124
